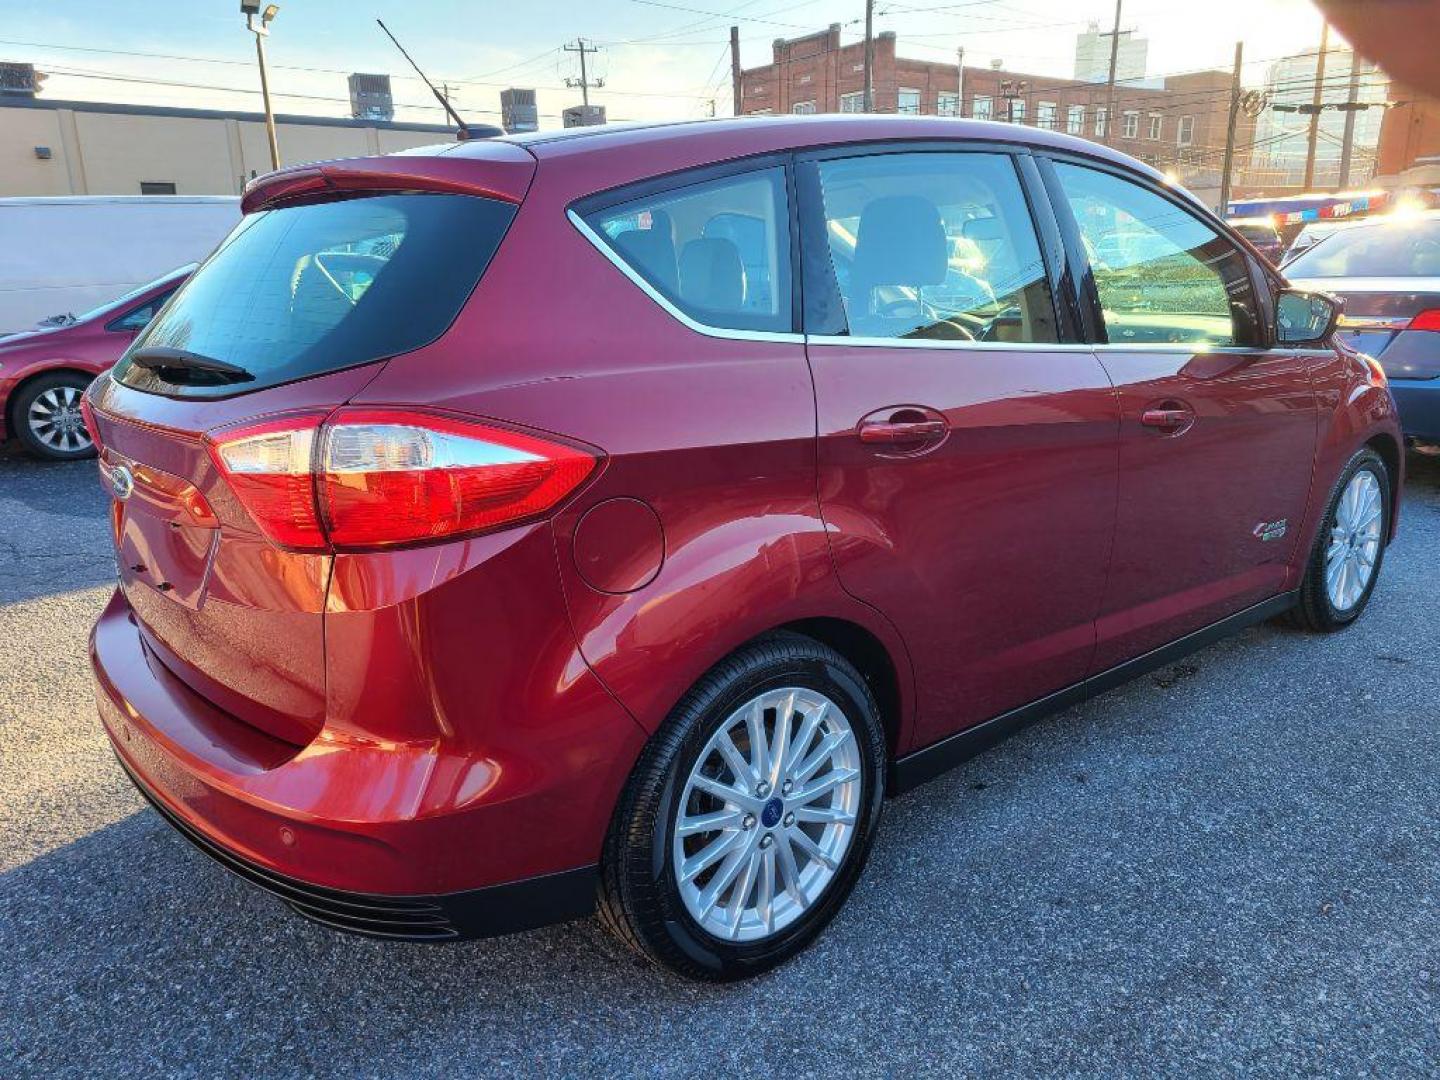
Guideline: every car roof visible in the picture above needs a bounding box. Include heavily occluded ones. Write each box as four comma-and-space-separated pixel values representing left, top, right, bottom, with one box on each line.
452, 114, 1173, 190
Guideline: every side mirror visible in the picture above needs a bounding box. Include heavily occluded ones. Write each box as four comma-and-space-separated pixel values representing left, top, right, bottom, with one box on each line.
1275, 288, 1340, 346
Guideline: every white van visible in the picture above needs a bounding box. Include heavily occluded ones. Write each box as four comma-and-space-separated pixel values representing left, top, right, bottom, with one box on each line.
0, 196, 239, 334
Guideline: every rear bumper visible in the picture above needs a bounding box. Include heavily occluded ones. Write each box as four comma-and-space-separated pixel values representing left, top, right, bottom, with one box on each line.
91, 587, 638, 939
1390, 379, 1440, 441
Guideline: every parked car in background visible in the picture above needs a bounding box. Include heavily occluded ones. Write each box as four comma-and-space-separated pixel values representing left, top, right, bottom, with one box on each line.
1287, 209, 1440, 445
1228, 217, 1285, 264
1, 265, 192, 459
0, 196, 235, 335
86, 116, 1401, 982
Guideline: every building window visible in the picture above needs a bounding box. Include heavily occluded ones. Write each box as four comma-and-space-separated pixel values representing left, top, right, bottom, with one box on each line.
792, 100, 817, 115
1036, 101, 1058, 130
797, 73, 812, 85
1067, 105, 1085, 135
971, 94, 993, 120
1008, 98, 1026, 123
750, 108, 773, 115
1122, 110, 1139, 139
750, 84, 768, 95
140, 181, 177, 195
1177, 115, 1195, 146
840, 91, 864, 114
1147, 113, 1162, 140
897, 88, 921, 115
937, 91, 959, 117
1094, 106, 1108, 137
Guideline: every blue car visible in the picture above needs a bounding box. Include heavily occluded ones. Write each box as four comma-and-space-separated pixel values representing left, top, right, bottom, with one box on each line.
1287, 209, 1440, 445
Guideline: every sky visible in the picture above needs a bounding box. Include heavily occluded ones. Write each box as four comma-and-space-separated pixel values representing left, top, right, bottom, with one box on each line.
6, 0, 1338, 129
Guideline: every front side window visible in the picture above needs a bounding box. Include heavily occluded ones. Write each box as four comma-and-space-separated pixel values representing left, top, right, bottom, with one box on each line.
972, 95, 993, 120
1053, 162, 1258, 347
107, 290, 177, 332
897, 89, 921, 115
583, 167, 792, 334
1037, 102, 1058, 130
813, 152, 1059, 344
1067, 105, 1085, 135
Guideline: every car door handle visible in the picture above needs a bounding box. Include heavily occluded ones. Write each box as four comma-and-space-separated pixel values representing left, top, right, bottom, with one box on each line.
857, 419, 948, 444
1139, 403, 1196, 434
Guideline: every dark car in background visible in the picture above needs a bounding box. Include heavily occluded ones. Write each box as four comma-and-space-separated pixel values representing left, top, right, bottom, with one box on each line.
1287, 210, 1440, 445
0, 264, 192, 460
1228, 217, 1285, 264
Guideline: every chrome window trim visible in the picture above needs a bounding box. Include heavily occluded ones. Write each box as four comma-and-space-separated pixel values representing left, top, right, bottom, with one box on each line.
566, 208, 805, 345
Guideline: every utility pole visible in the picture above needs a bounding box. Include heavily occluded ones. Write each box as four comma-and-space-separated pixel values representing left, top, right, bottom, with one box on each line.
1104, 0, 1122, 145
1218, 41, 1244, 217
730, 25, 742, 116
564, 38, 603, 107
1302, 21, 1329, 190
956, 45, 964, 117
439, 82, 458, 125
1337, 54, 1363, 189
862, 0, 875, 112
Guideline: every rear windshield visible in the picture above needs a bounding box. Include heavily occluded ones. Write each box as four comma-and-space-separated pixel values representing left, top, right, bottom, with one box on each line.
114, 193, 515, 397
1285, 218, 1440, 279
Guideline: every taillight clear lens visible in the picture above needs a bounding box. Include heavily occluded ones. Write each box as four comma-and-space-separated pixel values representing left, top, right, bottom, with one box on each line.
1407, 309, 1440, 332
206, 408, 597, 552
205, 412, 327, 551
320, 409, 597, 549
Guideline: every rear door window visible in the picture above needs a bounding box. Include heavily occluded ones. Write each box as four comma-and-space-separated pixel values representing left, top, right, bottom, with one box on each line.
580, 167, 793, 334
810, 151, 1060, 343
114, 193, 515, 397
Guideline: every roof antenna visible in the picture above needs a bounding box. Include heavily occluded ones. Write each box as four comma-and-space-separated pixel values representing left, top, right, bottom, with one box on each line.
376, 19, 499, 140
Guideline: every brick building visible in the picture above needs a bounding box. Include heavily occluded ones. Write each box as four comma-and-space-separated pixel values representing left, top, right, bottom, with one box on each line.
739, 25, 1254, 202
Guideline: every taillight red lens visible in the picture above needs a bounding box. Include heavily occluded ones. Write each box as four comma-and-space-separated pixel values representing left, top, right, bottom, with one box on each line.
319, 408, 597, 550
205, 412, 328, 551
206, 408, 597, 552
1407, 309, 1440, 332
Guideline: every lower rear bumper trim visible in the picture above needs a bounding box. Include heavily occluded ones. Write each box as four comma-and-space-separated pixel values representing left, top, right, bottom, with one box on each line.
114, 749, 598, 942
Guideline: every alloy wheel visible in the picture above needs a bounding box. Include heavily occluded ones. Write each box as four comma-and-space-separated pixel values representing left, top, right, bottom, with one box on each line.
672, 687, 862, 942
1325, 468, 1383, 612
27, 385, 92, 454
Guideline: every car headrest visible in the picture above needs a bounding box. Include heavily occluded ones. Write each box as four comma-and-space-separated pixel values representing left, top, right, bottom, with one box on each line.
851, 195, 948, 297
679, 237, 746, 312
613, 210, 678, 297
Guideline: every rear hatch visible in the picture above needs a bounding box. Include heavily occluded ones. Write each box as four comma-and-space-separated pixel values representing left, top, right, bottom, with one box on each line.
1289, 276, 1440, 380
87, 147, 532, 745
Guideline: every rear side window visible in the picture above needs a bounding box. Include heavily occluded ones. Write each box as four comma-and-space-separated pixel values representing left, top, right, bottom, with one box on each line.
1052, 163, 1259, 347
812, 152, 1059, 343
114, 193, 514, 397
581, 167, 792, 334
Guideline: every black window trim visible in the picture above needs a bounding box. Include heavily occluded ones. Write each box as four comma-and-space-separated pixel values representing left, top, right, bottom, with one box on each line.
567, 151, 804, 340
792, 139, 1081, 347
1035, 150, 1271, 350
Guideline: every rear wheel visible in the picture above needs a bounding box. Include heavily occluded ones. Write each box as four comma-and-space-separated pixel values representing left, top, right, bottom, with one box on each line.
11, 372, 96, 460
598, 633, 886, 981
1294, 446, 1390, 631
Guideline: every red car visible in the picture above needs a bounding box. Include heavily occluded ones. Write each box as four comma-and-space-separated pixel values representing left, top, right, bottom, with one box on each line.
86, 117, 1402, 981
1, 265, 191, 460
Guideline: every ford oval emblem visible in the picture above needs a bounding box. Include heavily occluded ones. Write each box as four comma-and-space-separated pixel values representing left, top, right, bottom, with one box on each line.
109, 463, 134, 502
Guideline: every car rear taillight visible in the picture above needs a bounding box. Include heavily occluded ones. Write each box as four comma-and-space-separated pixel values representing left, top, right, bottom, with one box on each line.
206, 408, 597, 552
1407, 309, 1440, 332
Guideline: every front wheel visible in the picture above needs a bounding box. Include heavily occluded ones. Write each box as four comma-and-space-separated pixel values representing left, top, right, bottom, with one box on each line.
1294, 446, 1391, 631
598, 634, 886, 981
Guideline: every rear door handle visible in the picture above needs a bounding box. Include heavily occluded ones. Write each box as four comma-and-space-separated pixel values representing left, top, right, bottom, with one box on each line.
858, 419, 948, 444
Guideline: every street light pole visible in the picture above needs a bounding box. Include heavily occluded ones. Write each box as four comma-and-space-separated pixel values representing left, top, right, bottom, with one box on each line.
243, 2, 281, 172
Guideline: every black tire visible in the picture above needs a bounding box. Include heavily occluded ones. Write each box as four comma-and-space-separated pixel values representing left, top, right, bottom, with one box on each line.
1294, 446, 1390, 632
598, 632, 886, 981
10, 371, 96, 461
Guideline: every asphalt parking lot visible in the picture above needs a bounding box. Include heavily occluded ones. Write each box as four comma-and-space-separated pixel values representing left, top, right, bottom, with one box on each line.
2, 445, 1438, 1078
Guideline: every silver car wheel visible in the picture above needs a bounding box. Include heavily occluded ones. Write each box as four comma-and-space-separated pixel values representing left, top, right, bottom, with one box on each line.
27, 385, 92, 453
672, 687, 861, 943
1325, 468, 1383, 612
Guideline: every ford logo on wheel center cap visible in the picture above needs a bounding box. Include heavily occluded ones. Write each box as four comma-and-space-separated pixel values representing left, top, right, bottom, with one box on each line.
760, 797, 784, 829
109, 463, 134, 502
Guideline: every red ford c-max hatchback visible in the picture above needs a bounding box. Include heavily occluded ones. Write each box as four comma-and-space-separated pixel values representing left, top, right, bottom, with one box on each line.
87, 117, 1402, 981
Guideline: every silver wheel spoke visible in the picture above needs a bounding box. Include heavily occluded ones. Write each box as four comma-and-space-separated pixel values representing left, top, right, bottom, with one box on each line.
715, 729, 756, 789
788, 827, 838, 870
691, 773, 763, 814
792, 766, 859, 807
696, 844, 751, 918
792, 729, 850, 786
767, 689, 796, 788
679, 829, 746, 886
744, 698, 770, 784
793, 804, 856, 826
677, 808, 742, 837
774, 832, 807, 908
